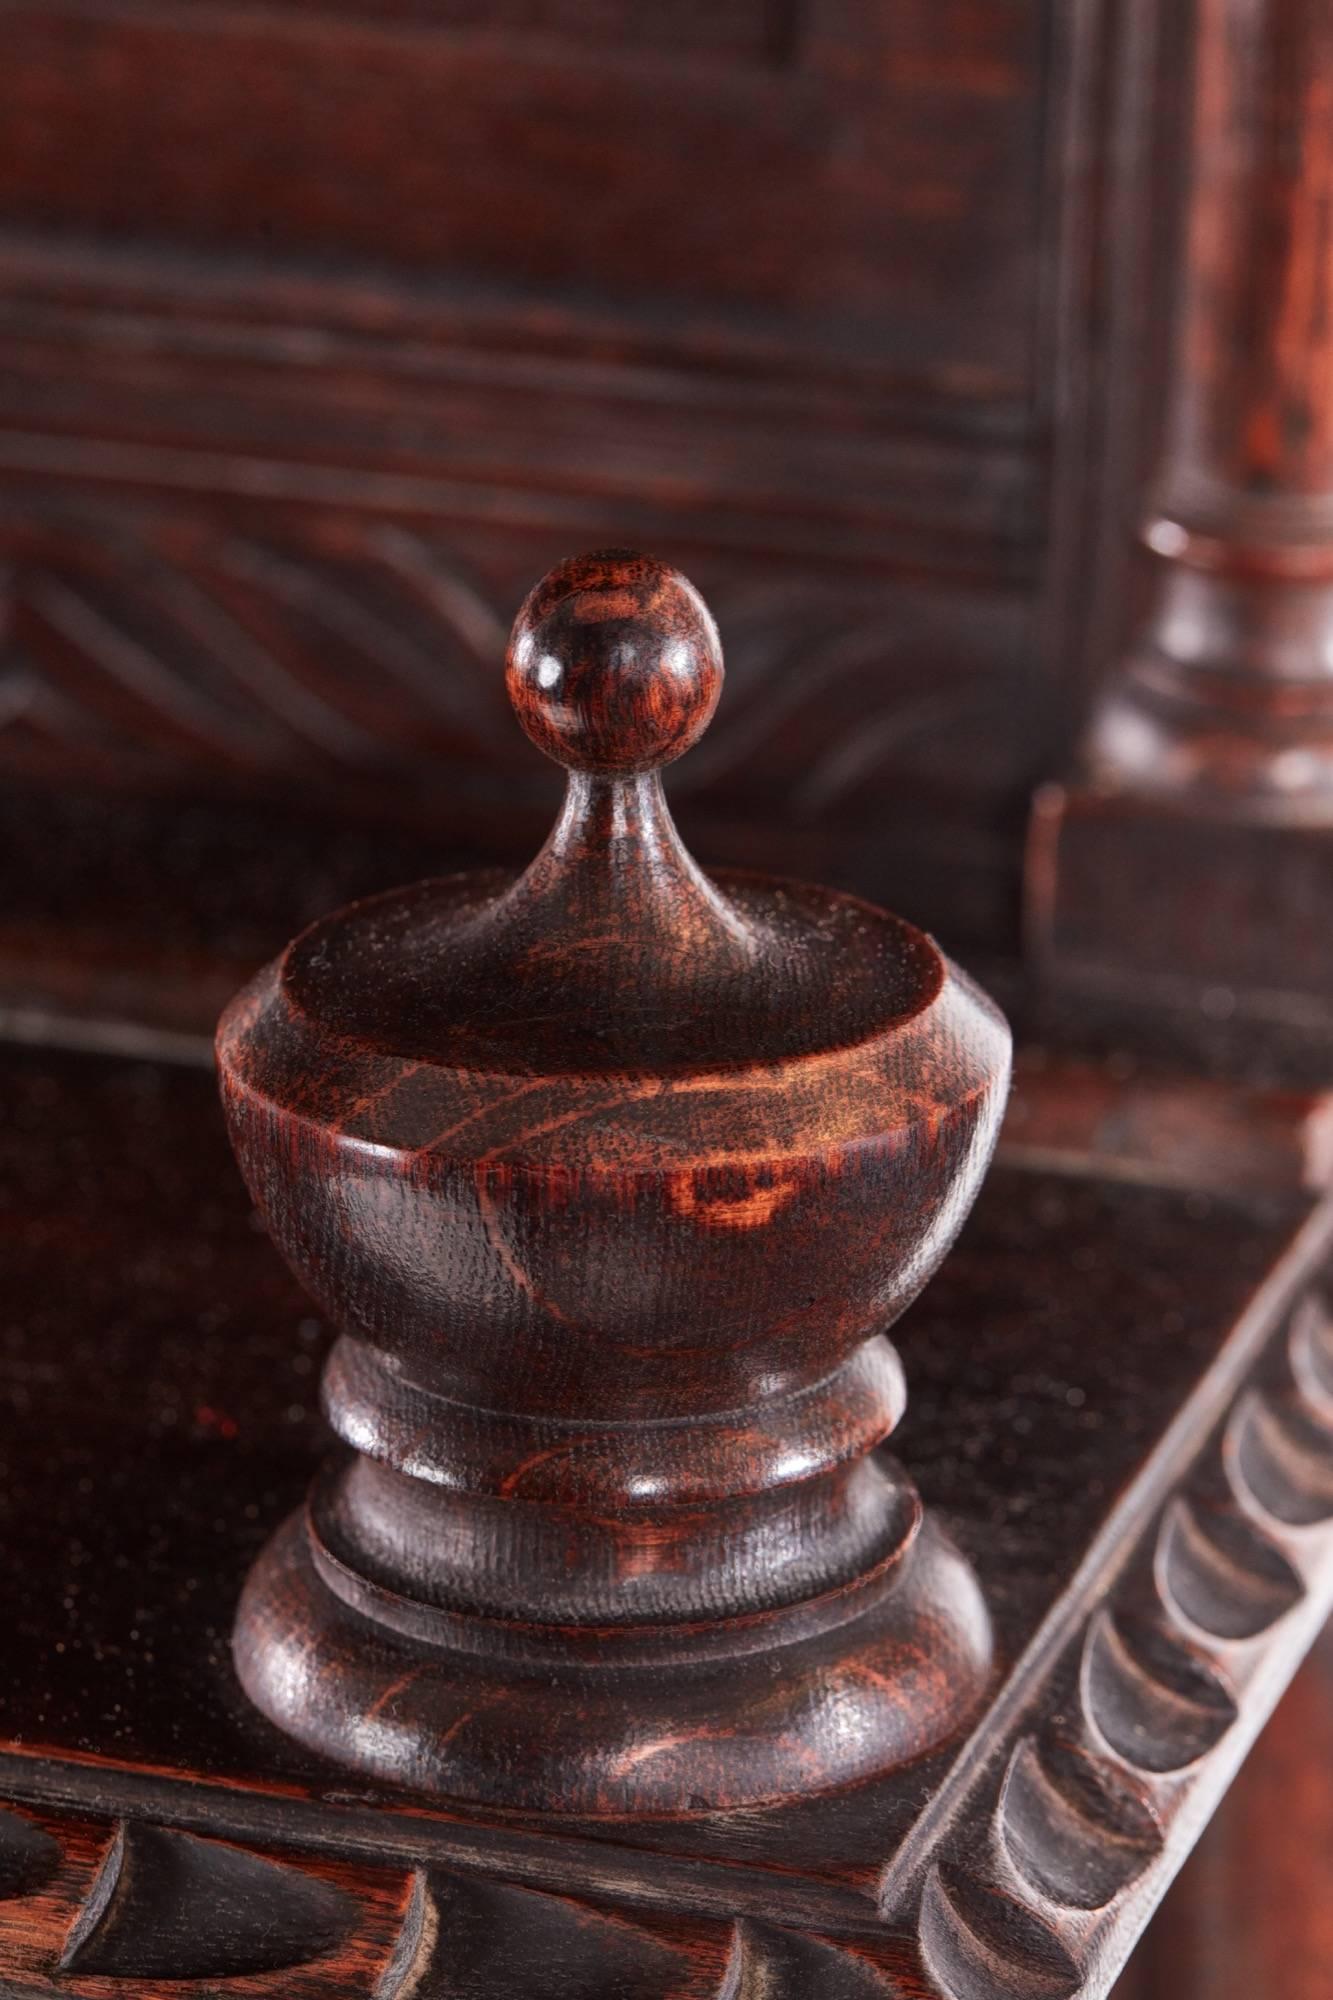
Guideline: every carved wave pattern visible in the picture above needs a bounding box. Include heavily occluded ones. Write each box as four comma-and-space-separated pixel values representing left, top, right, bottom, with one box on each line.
0, 517, 1018, 815
909, 1281, 1333, 2000
0, 1807, 915, 1997
0, 525, 518, 780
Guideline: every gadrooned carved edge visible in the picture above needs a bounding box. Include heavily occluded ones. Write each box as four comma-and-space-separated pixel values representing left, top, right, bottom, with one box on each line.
886, 1250, 1333, 2000
0, 1805, 909, 1997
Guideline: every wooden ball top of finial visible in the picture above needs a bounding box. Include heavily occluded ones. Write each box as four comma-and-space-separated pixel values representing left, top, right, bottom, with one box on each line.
506, 550, 722, 775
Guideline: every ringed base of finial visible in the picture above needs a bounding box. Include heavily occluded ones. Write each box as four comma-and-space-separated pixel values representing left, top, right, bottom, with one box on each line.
232, 1502, 993, 1818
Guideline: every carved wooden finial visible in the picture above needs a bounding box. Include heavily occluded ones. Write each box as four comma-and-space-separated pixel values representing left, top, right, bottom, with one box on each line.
217, 551, 1012, 1816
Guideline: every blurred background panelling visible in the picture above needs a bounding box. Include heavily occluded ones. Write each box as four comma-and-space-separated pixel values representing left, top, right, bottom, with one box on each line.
0, 2, 1173, 1027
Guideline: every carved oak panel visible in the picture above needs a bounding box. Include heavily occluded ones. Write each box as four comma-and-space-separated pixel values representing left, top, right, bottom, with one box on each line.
0, 4, 1045, 379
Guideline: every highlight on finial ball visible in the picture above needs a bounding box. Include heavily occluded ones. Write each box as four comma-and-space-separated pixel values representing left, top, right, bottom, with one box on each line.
506, 550, 723, 775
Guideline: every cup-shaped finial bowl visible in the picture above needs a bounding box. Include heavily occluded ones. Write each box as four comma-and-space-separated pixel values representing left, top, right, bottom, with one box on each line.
217, 882, 1009, 1424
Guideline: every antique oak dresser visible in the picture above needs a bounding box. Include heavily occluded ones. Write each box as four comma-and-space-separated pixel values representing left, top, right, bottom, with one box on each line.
2, 2, 1333, 1997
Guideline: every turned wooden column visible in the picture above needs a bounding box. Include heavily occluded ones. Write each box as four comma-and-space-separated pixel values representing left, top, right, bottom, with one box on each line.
1087, 0, 1333, 802
1031, 0, 1333, 1025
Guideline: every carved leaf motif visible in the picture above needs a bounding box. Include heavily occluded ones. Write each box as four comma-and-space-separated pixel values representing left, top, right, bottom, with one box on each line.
59, 1823, 356, 1980
1154, 1493, 1303, 1640
732, 1919, 902, 1996
0, 1809, 59, 1903
379, 1869, 736, 1999
919, 1867, 1081, 2000
996, 1735, 1161, 1912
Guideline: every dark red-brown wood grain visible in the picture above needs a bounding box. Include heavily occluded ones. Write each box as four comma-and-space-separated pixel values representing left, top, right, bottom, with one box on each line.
216, 552, 1010, 1814
0, 1037, 1329, 1997
2, 1, 1332, 1986
1033, 0, 1333, 1049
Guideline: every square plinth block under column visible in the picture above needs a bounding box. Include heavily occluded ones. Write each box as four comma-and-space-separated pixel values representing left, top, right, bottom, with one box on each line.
1028, 781, 1333, 1043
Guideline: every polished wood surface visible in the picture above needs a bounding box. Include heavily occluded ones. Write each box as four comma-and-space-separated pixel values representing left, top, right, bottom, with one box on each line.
2, 1036, 1331, 1994
217, 553, 1008, 1813
0, 1, 1330, 1992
